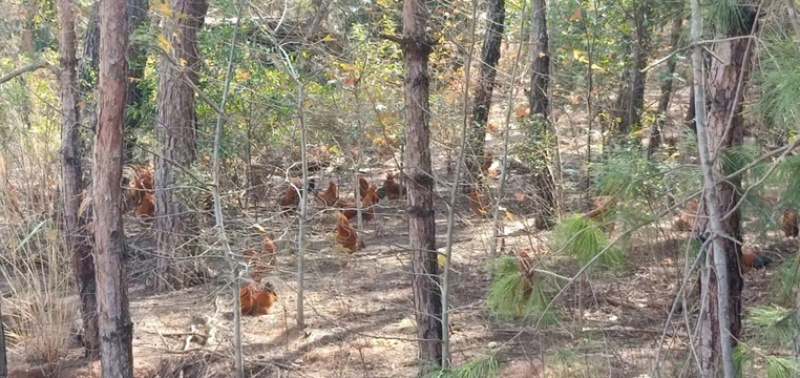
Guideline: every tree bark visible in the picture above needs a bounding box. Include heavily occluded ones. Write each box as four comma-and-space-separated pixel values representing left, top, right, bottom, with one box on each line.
57, 0, 99, 359
694, 3, 756, 376
0, 298, 5, 377
124, 0, 150, 162
94, 0, 134, 374
152, 0, 208, 292
466, 0, 504, 182
612, 0, 652, 144
79, 2, 100, 135
527, 0, 556, 227
402, 0, 443, 374
647, 10, 683, 158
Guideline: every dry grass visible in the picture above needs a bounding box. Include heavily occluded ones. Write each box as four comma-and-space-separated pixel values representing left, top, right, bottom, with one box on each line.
0, 218, 78, 364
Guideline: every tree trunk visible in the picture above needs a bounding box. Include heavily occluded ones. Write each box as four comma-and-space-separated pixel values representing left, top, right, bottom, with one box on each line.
402, 0, 443, 374
17, 0, 37, 130
466, 0, 504, 183
57, 0, 99, 359
695, 3, 756, 375
612, 0, 652, 144
123, 0, 150, 162
527, 0, 556, 228
79, 2, 100, 136
94, 0, 134, 373
151, 0, 208, 292
0, 298, 5, 377
647, 10, 683, 158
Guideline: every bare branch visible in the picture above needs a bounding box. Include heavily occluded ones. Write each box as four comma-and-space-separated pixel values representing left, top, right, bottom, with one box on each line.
0, 61, 51, 86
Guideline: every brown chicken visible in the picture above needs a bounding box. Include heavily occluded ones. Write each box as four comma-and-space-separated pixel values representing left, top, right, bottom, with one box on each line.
481, 152, 493, 173
244, 236, 279, 281
469, 186, 490, 217
382, 173, 402, 200
135, 167, 153, 191
123, 166, 154, 212
335, 213, 364, 253
358, 176, 370, 199
782, 211, 798, 238
340, 185, 381, 221
740, 251, 773, 275
587, 196, 615, 231
277, 179, 316, 215
317, 180, 339, 207
673, 199, 699, 232
136, 192, 155, 217
239, 282, 278, 316
278, 185, 300, 214
516, 249, 535, 300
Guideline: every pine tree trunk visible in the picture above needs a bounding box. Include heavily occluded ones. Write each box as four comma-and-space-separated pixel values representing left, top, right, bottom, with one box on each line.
79, 2, 100, 135
695, 3, 756, 375
612, 0, 652, 144
57, 0, 99, 358
527, 0, 555, 227
94, 0, 134, 373
647, 10, 683, 158
0, 298, 5, 377
402, 0, 443, 374
152, 0, 208, 292
467, 0, 504, 182
123, 0, 150, 162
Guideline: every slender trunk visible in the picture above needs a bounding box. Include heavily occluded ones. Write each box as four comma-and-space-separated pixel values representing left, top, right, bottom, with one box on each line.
527, 0, 555, 228
402, 0, 443, 374
57, 0, 99, 358
647, 10, 683, 158
18, 0, 36, 130
442, 0, 481, 366
123, 0, 150, 162
686, 85, 697, 135
0, 298, 6, 376
613, 0, 652, 145
152, 0, 209, 291
210, 10, 243, 376
466, 0, 504, 182
94, 0, 134, 373
693, 2, 756, 376
79, 2, 100, 136
296, 79, 309, 329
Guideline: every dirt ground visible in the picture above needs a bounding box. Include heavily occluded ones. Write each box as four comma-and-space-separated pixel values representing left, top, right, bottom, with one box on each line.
6, 85, 798, 377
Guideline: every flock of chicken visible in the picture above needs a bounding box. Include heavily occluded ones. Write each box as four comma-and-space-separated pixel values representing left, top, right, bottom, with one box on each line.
235, 172, 408, 316
120, 163, 792, 317
277, 173, 404, 253
670, 198, 795, 274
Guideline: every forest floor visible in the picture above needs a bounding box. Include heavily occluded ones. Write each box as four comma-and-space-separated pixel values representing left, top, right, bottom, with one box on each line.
6, 87, 799, 378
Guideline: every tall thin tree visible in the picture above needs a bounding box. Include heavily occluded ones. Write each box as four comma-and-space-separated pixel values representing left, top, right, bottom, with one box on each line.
466, 0, 504, 183
693, 2, 758, 376
0, 298, 6, 377
402, 0, 443, 374
647, 9, 683, 158
152, 0, 209, 291
78, 2, 100, 134
612, 0, 653, 144
527, 0, 556, 227
123, 0, 150, 161
94, 0, 134, 373
57, 0, 99, 358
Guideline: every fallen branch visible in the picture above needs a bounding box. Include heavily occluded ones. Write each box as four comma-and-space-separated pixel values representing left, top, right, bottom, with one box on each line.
0, 61, 51, 86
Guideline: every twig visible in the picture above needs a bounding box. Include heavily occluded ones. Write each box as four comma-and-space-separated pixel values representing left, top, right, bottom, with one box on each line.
0, 61, 51, 86
378, 33, 403, 44
440, 0, 480, 366
209, 2, 244, 376
154, 327, 172, 351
